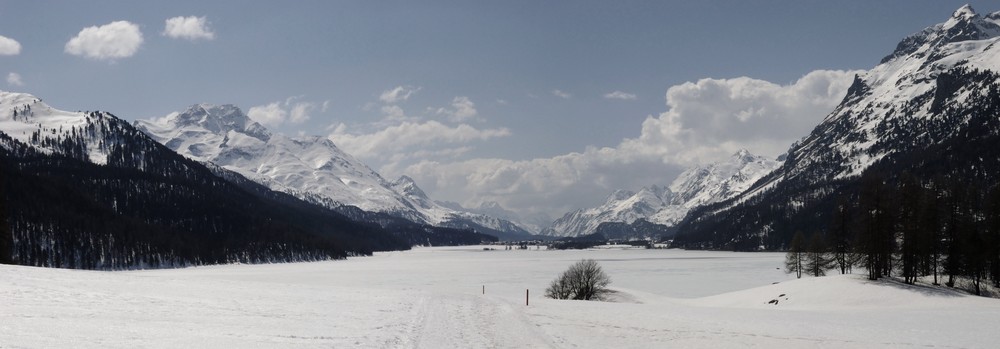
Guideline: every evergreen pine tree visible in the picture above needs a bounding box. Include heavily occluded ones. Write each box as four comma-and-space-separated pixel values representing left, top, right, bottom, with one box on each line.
944, 181, 967, 288
857, 173, 893, 280
987, 186, 1000, 288
898, 173, 923, 284
830, 195, 854, 274
0, 162, 12, 265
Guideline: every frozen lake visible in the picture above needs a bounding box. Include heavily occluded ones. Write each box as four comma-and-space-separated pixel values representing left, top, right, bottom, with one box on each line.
191, 246, 793, 299
3, 246, 999, 348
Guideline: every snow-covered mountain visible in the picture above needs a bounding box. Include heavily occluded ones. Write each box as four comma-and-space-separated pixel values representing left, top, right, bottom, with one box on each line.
674, 5, 1000, 249
772, 4, 1000, 183
135, 105, 532, 237
0, 90, 427, 268
0, 91, 121, 164
438, 200, 548, 234
543, 149, 780, 237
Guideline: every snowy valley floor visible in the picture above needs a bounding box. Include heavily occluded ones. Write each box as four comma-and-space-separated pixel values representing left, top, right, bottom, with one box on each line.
3, 247, 1000, 348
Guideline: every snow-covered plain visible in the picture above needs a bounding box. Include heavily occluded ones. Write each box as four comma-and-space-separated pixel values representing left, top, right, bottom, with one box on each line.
3, 247, 999, 348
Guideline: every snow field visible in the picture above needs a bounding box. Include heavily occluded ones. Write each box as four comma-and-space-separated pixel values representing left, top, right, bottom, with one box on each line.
3, 247, 1000, 348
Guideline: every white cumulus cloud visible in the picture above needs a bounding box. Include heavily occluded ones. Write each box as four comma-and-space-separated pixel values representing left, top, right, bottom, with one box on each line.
381, 105, 406, 120
436, 96, 478, 122
0, 35, 21, 55
247, 102, 287, 127
618, 69, 863, 164
289, 102, 314, 124
7, 72, 23, 86
379, 85, 420, 104
65, 21, 143, 61
552, 89, 572, 99
401, 69, 862, 220
248, 97, 320, 127
163, 16, 215, 41
604, 91, 637, 100
331, 89, 506, 170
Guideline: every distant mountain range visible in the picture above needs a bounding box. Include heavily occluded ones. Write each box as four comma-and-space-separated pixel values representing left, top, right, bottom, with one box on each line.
0, 91, 493, 269
540, 5, 1000, 244
3, 5, 1000, 268
135, 104, 534, 239
541, 149, 780, 238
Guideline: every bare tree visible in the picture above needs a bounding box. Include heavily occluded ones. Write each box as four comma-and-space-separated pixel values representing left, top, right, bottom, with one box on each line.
545, 259, 612, 300
785, 231, 805, 278
805, 232, 835, 277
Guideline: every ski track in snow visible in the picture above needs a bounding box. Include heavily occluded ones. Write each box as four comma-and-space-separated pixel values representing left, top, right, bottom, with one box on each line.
411, 294, 552, 348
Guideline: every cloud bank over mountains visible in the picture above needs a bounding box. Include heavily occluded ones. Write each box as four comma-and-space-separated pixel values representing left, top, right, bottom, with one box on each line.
328, 86, 510, 168
393, 69, 861, 220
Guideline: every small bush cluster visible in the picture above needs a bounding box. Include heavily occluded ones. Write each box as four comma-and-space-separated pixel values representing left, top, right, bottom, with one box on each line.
545, 259, 612, 301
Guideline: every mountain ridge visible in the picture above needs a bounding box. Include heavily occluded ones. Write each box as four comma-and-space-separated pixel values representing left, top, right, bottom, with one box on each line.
673, 5, 1000, 249
543, 149, 780, 238
135, 104, 535, 237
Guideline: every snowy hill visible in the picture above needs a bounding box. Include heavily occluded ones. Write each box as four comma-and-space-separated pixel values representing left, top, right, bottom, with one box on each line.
544, 149, 780, 237
135, 105, 533, 237
690, 274, 982, 310
5, 249, 1000, 348
674, 5, 1000, 249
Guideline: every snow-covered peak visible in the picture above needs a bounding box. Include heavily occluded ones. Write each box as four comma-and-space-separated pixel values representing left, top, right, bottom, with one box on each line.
168, 103, 271, 142
0, 90, 40, 109
606, 189, 636, 203
880, 4, 1000, 66
138, 104, 534, 237
952, 4, 977, 21
783, 5, 1000, 180
478, 201, 504, 211
0, 91, 55, 124
988, 11, 1000, 24
679, 6, 1000, 248
669, 149, 776, 201
137, 106, 414, 215
636, 185, 669, 199
544, 149, 780, 237
732, 149, 753, 160
0, 90, 119, 165
391, 175, 430, 201
941, 4, 999, 39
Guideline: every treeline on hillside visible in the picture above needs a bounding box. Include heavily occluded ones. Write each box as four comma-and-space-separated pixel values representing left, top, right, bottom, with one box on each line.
784, 172, 1000, 296
594, 219, 675, 241
0, 137, 395, 269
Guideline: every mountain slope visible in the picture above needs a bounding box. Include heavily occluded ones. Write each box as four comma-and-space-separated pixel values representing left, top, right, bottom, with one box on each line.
135, 105, 424, 219
673, 5, 1000, 250
135, 106, 534, 237
544, 150, 780, 237
0, 91, 419, 268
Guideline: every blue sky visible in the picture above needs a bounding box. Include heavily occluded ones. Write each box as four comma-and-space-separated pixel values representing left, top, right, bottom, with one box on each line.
0, 1, 993, 220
